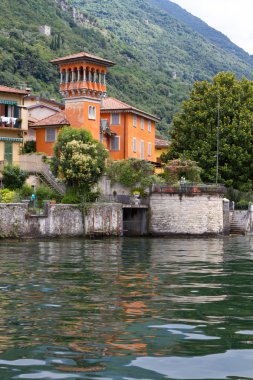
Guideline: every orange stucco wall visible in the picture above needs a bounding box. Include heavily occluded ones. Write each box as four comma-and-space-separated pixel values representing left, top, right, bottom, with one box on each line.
35, 127, 61, 156
101, 112, 156, 162
65, 100, 101, 141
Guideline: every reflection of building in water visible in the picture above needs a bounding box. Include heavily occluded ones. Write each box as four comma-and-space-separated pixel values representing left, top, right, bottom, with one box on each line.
149, 238, 225, 264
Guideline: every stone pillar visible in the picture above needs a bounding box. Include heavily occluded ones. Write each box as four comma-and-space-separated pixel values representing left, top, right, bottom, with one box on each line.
71, 70, 74, 82
60, 71, 63, 84
98, 72, 101, 84
83, 67, 86, 82
65, 71, 69, 83
77, 68, 80, 82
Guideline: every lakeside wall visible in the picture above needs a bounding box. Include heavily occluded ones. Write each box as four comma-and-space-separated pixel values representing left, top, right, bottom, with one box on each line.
0, 193, 228, 239
0, 203, 123, 238
149, 193, 224, 235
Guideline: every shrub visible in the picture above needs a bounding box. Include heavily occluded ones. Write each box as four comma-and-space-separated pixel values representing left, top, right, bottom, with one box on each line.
3, 164, 28, 190
19, 183, 33, 198
21, 141, 36, 154
106, 158, 156, 191
35, 185, 58, 207
0, 189, 16, 203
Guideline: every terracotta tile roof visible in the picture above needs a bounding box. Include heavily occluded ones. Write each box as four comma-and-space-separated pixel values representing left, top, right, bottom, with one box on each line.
51, 52, 115, 67
25, 95, 64, 109
0, 85, 29, 95
101, 97, 160, 122
28, 116, 38, 124
31, 111, 70, 128
155, 138, 171, 148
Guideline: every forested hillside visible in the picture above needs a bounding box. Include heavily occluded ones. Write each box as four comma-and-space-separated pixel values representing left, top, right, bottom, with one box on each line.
1, 0, 253, 135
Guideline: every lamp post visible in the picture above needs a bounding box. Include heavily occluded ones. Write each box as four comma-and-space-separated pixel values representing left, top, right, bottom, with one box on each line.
215, 91, 220, 185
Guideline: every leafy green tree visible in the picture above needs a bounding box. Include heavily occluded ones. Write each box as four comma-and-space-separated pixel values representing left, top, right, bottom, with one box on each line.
3, 164, 28, 190
106, 158, 156, 192
163, 72, 253, 191
53, 127, 108, 192
164, 158, 201, 183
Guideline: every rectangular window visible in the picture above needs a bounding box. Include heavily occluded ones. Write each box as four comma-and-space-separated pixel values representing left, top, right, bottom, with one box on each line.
110, 136, 120, 151
46, 127, 56, 142
140, 140, 144, 159
88, 105, 96, 120
148, 142, 152, 156
141, 118, 144, 130
133, 137, 137, 153
111, 113, 120, 125
148, 120, 151, 133
133, 115, 137, 128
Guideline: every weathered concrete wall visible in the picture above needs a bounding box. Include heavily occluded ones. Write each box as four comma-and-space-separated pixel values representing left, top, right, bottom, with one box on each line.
0, 203, 123, 238
85, 203, 123, 236
149, 193, 224, 235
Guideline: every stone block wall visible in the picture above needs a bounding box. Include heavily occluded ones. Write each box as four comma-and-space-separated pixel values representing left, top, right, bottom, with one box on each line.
0, 203, 123, 239
149, 193, 224, 235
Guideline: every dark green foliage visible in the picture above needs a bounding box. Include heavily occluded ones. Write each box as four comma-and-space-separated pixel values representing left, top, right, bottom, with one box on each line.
19, 183, 33, 198
3, 164, 28, 190
164, 72, 253, 190
53, 127, 108, 191
21, 141, 36, 154
35, 185, 58, 207
164, 158, 201, 183
1, 0, 253, 136
106, 158, 155, 190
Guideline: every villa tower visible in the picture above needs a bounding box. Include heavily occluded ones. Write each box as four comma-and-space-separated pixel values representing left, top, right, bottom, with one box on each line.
51, 52, 115, 140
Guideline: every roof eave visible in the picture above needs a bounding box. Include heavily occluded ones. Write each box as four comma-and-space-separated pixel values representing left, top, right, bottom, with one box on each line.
101, 108, 160, 122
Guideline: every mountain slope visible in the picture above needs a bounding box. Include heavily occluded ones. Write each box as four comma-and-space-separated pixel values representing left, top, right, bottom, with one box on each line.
148, 0, 253, 63
1, 0, 253, 136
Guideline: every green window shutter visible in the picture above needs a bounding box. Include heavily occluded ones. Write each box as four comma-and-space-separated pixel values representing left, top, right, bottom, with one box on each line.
4, 142, 13, 163
14, 106, 20, 118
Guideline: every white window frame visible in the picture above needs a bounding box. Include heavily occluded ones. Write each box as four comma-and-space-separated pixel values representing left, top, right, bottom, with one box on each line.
141, 118, 144, 130
148, 120, 151, 133
133, 137, 137, 153
46, 127, 56, 143
133, 115, 137, 128
148, 142, 152, 157
111, 113, 120, 125
140, 140, 144, 159
110, 136, 120, 151
88, 105, 96, 120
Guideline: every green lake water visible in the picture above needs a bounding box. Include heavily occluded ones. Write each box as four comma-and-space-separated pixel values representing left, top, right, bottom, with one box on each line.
0, 237, 253, 379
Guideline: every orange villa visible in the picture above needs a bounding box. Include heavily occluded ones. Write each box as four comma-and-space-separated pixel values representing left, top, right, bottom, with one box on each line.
33, 51, 161, 162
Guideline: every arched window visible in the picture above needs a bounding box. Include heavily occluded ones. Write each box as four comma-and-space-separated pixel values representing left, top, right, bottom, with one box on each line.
101, 71, 106, 85
86, 67, 90, 82
91, 69, 95, 83
61, 70, 66, 83
96, 70, 100, 83
67, 68, 72, 83
79, 67, 84, 82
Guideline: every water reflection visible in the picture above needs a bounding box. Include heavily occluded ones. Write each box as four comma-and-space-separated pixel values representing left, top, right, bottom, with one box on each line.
0, 237, 251, 378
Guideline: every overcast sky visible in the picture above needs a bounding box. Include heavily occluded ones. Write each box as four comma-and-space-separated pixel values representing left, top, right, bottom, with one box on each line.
171, 0, 253, 55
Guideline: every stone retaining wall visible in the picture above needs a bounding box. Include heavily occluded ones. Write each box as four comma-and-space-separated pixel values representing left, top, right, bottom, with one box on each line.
0, 203, 123, 238
149, 193, 224, 235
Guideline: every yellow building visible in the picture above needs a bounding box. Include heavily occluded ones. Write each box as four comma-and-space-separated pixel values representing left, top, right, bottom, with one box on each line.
154, 137, 170, 173
0, 86, 28, 165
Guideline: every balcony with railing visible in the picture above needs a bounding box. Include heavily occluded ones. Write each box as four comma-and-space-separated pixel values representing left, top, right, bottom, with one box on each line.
0, 116, 22, 130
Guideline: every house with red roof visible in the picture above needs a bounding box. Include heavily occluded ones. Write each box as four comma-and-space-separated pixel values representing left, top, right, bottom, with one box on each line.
33, 51, 161, 162
0, 85, 28, 165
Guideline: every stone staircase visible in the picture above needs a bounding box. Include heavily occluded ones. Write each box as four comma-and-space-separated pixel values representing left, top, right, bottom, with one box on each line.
230, 210, 251, 235
19, 155, 65, 195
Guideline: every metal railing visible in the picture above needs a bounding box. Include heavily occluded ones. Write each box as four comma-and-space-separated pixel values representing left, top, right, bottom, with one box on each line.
19, 155, 65, 195
98, 194, 149, 206
152, 183, 226, 195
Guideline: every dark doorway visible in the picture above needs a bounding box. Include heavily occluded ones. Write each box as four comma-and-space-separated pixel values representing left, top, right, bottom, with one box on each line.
123, 207, 148, 236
